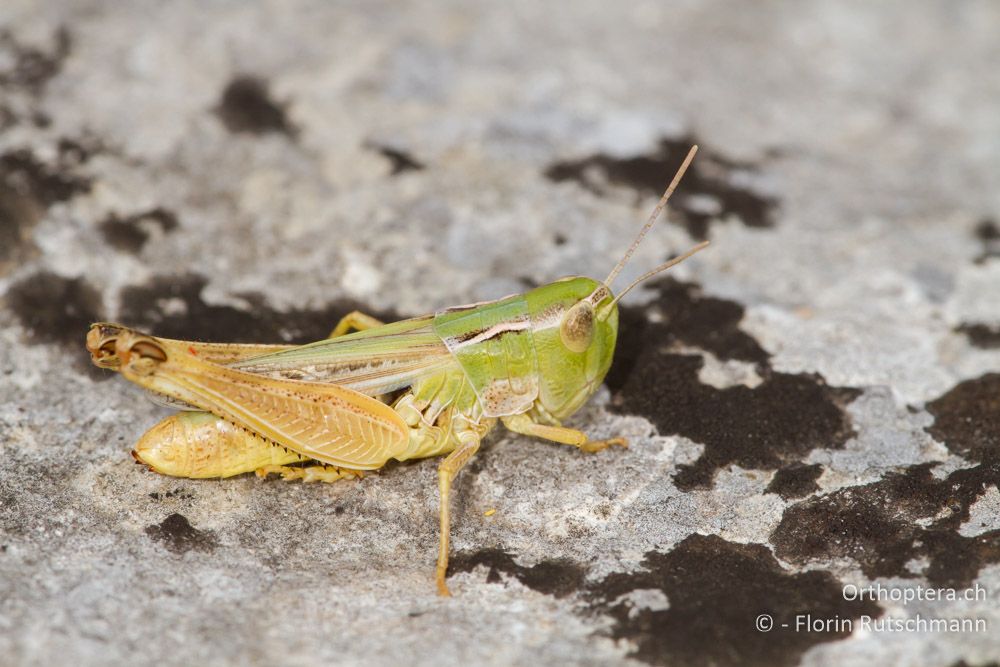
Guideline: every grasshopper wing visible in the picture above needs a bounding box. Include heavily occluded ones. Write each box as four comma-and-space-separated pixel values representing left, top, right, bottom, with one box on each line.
230, 315, 457, 396
116, 332, 409, 469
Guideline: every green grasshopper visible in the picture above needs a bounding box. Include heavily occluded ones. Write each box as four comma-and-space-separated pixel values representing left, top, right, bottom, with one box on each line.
86, 146, 707, 595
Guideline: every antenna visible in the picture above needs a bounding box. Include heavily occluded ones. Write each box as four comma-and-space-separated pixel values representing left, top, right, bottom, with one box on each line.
608, 240, 710, 308
603, 145, 699, 288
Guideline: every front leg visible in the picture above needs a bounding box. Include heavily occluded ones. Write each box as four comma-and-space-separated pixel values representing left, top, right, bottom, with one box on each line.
501, 413, 627, 453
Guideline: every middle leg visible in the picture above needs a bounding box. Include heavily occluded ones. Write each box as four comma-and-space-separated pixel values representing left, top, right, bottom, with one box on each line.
328, 311, 385, 338
435, 430, 481, 596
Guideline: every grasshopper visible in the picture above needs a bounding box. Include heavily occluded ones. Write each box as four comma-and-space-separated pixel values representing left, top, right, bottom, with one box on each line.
86, 146, 707, 596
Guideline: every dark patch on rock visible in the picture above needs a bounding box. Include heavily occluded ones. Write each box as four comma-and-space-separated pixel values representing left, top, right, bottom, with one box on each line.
925, 374, 1000, 463
609, 353, 858, 490
545, 136, 777, 239
588, 535, 880, 667
0, 486, 24, 538
606, 281, 856, 489
5, 271, 103, 346
765, 463, 824, 499
974, 219, 1000, 264
0, 104, 15, 132
0, 27, 71, 95
608, 278, 769, 375
99, 207, 179, 253
553, 232, 567, 246
215, 76, 295, 137
145, 513, 217, 554
772, 462, 1000, 588
4, 270, 108, 379
119, 272, 401, 344
368, 143, 425, 175
0, 149, 92, 270
56, 136, 102, 166
6, 271, 102, 345
975, 219, 999, 242
448, 548, 586, 598
956, 323, 1000, 350
148, 488, 193, 501
0, 149, 91, 204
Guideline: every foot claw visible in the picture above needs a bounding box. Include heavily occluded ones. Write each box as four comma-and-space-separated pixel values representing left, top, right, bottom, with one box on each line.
579, 436, 628, 453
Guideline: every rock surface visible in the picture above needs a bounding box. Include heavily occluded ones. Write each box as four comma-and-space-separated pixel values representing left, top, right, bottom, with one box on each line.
1, 2, 999, 666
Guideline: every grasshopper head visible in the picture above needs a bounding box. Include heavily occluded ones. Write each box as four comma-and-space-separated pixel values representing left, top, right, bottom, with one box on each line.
525, 277, 619, 419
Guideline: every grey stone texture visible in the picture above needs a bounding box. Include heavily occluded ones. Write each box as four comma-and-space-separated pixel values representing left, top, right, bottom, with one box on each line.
1, 1, 998, 666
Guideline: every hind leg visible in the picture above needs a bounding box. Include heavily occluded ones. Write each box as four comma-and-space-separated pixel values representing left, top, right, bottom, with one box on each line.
87, 323, 295, 370
135, 412, 365, 483
134, 411, 307, 478
88, 311, 382, 371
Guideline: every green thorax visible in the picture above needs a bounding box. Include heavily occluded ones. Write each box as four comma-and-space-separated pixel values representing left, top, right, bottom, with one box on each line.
433, 277, 619, 420
433, 294, 538, 417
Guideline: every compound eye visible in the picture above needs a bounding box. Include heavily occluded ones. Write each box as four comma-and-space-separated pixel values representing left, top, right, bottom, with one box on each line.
560, 302, 594, 353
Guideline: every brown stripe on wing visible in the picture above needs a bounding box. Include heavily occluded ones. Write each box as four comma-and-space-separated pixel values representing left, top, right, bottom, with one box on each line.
230, 317, 456, 395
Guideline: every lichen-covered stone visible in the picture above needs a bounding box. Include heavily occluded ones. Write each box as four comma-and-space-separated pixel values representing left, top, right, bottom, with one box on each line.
1, 2, 999, 666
